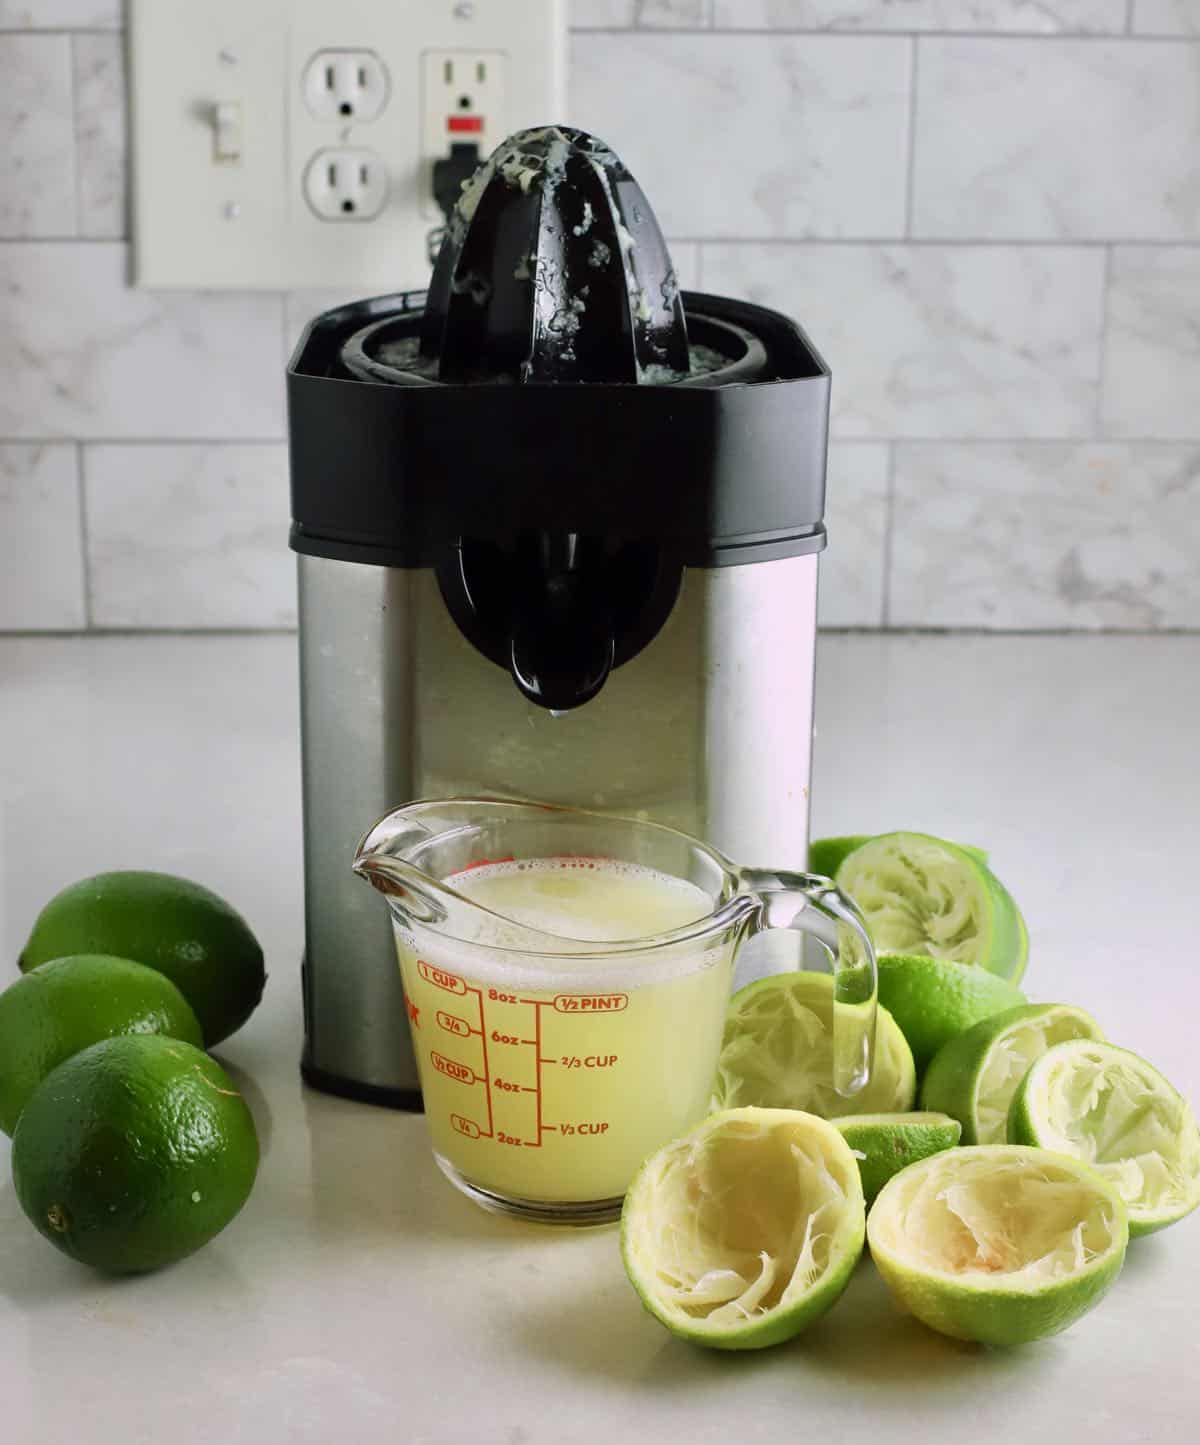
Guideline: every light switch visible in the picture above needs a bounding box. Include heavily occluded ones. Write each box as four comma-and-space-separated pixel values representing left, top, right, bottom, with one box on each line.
213, 102, 243, 164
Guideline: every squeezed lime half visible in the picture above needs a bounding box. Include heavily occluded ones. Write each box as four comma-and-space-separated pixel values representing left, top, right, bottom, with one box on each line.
868, 1145, 1128, 1345
621, 1107, 865, 1349
1009, 1039, 1200, 1237
836, 833, 1027, 983
921, 1003, 1104, 1145
712, 971, 915, 1118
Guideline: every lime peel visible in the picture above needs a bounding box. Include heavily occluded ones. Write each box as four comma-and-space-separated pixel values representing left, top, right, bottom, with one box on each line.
836, 832, 1026, 983
831, 1112, 962, 1204
621, 1107, 865, 1350
868, 1145, 1128, 1345
921, 1002, 1105, 1145
712, 970, 915, 1119
1009, 1039, 1200, 1237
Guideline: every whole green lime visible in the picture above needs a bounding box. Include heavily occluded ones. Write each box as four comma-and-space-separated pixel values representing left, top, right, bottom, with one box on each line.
876, 952, 1027, 1071
0, 954, 203, 1135
19, 871, 265, 1045
12, 1034, 259, 1274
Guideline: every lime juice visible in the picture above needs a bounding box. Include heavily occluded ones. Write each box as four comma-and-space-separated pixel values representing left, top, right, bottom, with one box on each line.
394, 857, 731, 1206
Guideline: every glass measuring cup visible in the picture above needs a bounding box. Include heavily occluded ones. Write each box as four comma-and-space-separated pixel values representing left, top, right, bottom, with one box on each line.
353, 798, 877, 1225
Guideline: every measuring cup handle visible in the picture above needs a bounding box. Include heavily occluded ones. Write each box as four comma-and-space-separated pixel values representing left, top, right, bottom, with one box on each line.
738, 868, 877, 1099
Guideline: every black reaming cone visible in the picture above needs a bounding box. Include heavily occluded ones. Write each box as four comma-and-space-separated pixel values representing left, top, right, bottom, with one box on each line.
420, 125, 691, 385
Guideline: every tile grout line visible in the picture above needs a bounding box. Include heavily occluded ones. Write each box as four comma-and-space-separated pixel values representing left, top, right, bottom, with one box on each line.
6, 25, 1190, 39
2, 435, 1196, 446
570, 27, 1190, 40
7, 236, 1200, 250
904, 36, 919, 240
68, 33, 84, 241
1095, 244, 1115, 438
75, 442, 94, 629
658, 237, 1200, 249
2, 624, 1198, 639
880, 441, 897, 628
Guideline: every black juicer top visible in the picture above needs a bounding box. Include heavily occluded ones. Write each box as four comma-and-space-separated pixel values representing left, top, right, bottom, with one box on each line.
288, 126, 832, 709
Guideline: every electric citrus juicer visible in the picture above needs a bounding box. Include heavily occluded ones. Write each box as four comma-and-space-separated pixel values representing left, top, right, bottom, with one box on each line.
287, 126, 838, 1108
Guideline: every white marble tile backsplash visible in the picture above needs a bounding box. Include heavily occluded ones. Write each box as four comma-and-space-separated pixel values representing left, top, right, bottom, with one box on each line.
820, 442, 890, 627
0, 243, 285, 440
1101, 248, 1200, 442
572, 0, 711, 24
912, 39, 1200, 240
0, 35, 75, 238
73, 32, 125, 239
712, 1, 1128, 31
569, 33, 911, 238
1, 12, 1198, 631
0, 443, 85, 629
703, 242, 1105, 438
1131, 1, 1200, 34
85, 444, 295, 628
890, 443, 1200, 628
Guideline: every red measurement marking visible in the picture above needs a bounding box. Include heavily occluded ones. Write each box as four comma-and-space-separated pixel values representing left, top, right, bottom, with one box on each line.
418, 961, 466, 995
431, 1051, 476, 1085
560, 1055, 618, 1069
436, 1010, 471, 1038
557, 1122, 610, 1137
534, 998, 543, 1144
472, 986, 495, 1138
553, 993, 628, 1014
451, 1114, 481, 1139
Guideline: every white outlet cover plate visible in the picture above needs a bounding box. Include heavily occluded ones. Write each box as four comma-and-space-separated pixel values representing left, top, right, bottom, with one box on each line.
129, 0, 567, 291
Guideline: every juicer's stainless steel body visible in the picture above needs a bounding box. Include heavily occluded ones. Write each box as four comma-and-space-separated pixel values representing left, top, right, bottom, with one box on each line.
298, 551, 818, 1099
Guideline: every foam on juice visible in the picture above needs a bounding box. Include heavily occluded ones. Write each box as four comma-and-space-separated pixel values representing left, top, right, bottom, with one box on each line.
395, 856, 735, 1205
452, 857, 713, 942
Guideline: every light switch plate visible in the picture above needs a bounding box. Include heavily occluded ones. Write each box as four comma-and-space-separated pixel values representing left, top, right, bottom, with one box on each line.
129, 0, 567, 290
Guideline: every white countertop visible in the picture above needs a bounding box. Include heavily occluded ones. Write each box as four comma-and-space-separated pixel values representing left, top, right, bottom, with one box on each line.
1, 632, 1198, 1445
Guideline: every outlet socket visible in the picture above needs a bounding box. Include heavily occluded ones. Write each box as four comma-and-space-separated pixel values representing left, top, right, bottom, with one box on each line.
421, 49, 508, 220
303, 49, 389, 123
304, 148, 389, 221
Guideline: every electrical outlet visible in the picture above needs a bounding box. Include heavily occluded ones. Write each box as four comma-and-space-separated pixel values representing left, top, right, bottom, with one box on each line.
420, 50, 508, 221
304, 148, 389, 220
303, 49, 389, 123
129, 0, 567, 290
